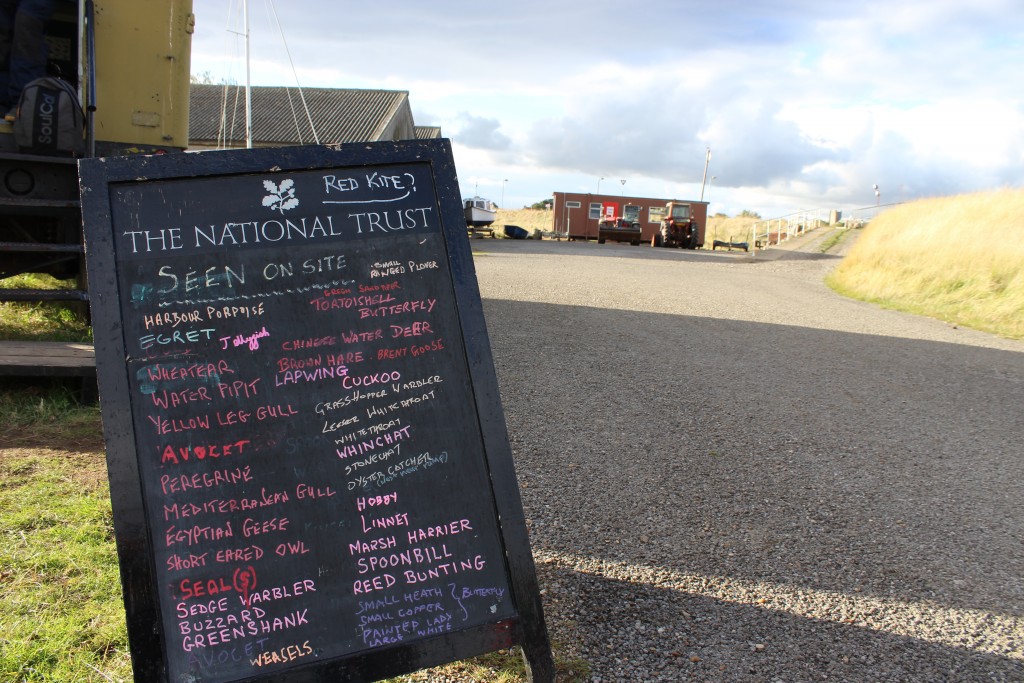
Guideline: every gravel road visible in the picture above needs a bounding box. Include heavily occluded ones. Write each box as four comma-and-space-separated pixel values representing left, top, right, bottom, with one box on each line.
467, 231, 1024, 682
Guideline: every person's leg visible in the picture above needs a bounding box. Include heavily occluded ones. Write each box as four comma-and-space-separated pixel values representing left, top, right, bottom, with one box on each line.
7, 0, 57, 106
0, 0, 19, 110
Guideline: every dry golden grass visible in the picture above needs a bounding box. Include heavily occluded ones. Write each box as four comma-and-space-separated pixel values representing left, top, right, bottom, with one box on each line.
706, 215, 759, 244
827, 188, 1024, 339
495, 208, 553, 233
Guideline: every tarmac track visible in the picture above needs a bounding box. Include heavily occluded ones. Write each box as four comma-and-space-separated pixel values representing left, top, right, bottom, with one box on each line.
464, 230, 1024, 682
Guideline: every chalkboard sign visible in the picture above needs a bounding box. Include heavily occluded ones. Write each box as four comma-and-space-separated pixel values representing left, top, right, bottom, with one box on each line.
80, 141, 553, 682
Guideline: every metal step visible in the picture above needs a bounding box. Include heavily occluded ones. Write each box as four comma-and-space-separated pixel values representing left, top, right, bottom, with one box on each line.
0, 241, 83, 253
0, 150, 78, 166
0, 196, 80, 213
0, 151, 81, 208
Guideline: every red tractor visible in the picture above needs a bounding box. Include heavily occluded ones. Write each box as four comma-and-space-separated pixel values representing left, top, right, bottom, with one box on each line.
654, 201, 702, 249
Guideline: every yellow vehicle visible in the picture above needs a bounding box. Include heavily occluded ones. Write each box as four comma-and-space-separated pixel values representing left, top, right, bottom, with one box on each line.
0, 0, 193, 384
0, 0, 192, 297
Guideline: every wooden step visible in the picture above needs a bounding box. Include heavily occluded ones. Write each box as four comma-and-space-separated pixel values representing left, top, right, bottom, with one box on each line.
0, 288, 89, 302
0, 340, 95, 377
0, 340, 98, 402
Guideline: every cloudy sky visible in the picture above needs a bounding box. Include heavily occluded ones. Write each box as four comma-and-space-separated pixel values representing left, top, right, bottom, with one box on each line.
190, 0, 1023, 218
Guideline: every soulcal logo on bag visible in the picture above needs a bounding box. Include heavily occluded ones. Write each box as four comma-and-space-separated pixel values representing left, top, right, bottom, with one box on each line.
35, 89, 58, 145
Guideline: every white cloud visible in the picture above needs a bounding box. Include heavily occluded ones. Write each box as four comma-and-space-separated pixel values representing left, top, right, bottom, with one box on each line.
189, 0, 1024, 216
451, 114, 512, 151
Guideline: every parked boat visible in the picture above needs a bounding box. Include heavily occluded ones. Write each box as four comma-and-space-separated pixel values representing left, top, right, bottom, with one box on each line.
464, 197, 497, 227
503, 225, 528, 240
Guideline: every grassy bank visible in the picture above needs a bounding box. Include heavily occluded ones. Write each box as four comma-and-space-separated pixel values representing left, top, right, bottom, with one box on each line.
827, 189, 1024, 339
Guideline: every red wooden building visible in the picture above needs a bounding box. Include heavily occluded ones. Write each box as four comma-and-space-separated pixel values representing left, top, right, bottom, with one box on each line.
551, 191, 708, 245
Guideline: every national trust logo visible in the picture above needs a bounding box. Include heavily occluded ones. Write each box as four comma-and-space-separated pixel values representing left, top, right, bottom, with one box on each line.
262, 178, 300, 214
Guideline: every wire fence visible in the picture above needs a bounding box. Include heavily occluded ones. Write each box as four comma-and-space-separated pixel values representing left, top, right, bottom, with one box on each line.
843, 202, 904, 226
749, 209, 835, 249
749, 202, 903, 250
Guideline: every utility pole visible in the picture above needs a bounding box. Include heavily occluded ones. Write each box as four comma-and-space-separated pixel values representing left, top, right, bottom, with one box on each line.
699, 147, 711, 201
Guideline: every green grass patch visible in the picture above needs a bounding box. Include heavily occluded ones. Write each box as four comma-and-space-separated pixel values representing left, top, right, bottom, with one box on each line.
0, 380, 102, 448
817, 229, 847, 254
0, 451, 132, 682
0, 274, 92, 342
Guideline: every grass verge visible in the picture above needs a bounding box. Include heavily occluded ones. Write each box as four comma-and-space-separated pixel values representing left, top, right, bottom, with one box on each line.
0, 380, 102, 449
817, 229, 848, 254
827, 189, 1024, 339
0, 447, 131, 682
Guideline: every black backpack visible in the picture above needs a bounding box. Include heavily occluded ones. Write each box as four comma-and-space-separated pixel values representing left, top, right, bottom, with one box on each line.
13, 76, 85, 157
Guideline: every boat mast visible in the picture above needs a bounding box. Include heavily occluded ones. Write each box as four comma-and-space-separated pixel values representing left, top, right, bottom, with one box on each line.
244, 0, 252, 148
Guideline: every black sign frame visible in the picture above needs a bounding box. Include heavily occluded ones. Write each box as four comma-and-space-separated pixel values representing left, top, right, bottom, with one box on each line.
80, 140, 553, 683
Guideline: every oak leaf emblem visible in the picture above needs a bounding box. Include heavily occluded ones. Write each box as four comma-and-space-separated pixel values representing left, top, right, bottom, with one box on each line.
262, 179, 299, 213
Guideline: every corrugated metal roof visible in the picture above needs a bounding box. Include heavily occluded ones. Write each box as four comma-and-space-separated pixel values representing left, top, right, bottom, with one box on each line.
189, 84, 413, 146
415, 126, 442, 139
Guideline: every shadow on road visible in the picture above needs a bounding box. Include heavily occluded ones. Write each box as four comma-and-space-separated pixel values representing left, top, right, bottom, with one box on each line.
536, 561, 1023, 682
483, 297, 1024, 681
